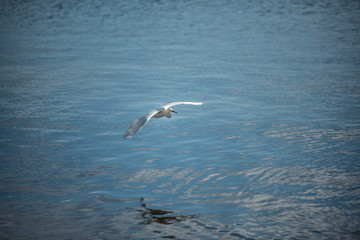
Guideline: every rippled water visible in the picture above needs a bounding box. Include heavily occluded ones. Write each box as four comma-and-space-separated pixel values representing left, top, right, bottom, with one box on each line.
1, 0, 360, 239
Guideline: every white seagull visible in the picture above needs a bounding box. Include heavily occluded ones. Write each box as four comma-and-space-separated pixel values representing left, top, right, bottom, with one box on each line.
123, 102, 204, 139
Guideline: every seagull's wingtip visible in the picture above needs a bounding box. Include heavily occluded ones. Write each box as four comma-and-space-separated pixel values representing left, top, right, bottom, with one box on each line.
123, 134, 132, 139
194, 102, 204, 105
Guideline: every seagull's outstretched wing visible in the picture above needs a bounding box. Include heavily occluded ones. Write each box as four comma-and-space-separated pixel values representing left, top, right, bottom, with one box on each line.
123, 110, 159, 139
163, 102, 204, 109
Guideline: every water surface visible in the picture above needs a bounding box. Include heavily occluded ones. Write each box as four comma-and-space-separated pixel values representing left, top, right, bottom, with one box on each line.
1, 0, 360, 239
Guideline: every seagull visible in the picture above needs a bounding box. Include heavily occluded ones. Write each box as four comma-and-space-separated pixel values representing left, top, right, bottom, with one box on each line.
123, 102, 204, 139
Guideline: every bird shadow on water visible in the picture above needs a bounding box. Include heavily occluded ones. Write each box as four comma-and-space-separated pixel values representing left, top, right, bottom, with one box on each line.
130, 198, 252, 240
137, 198, 197, 226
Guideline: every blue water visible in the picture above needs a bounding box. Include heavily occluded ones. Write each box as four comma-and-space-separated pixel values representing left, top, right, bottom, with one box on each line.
1, 0, 360, 239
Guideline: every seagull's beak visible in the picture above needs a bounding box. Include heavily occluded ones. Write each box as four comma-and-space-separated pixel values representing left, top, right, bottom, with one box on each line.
170, 108, 177, 114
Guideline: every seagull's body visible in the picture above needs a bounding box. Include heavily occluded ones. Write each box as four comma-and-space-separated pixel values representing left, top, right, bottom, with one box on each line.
123, 102, 203, 139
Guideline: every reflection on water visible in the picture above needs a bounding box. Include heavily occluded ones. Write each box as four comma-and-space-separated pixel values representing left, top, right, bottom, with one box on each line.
1, 0, 360, 239
138, 198, 197, 225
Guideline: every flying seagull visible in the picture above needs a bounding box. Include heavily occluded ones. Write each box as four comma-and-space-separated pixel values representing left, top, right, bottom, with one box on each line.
123, 102, 204, 139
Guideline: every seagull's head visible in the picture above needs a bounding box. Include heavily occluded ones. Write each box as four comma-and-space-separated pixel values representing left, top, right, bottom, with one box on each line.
169, 108, 177, 114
